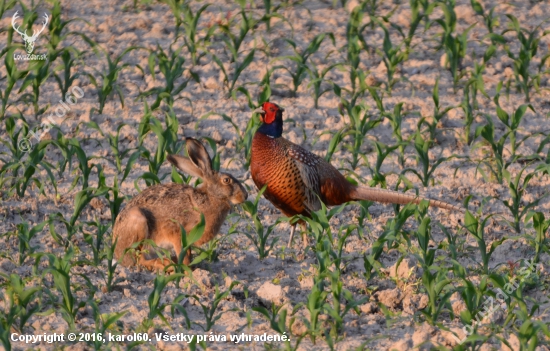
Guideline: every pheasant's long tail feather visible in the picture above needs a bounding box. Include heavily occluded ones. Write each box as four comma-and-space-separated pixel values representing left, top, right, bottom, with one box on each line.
350, 186, 461, 212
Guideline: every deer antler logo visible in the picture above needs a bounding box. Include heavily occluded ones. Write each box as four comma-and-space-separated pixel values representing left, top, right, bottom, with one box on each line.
11, 11, 49, 54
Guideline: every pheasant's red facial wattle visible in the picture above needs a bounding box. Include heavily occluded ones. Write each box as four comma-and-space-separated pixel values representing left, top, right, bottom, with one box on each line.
262, 102, 279, 124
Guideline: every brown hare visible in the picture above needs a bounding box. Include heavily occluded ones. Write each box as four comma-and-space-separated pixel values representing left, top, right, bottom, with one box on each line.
112, 137, 248, 270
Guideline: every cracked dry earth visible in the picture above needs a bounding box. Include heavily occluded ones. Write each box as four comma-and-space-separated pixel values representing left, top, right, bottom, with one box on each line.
1, 0, 550, 350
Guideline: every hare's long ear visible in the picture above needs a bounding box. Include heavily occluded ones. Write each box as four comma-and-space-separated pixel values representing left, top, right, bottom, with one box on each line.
185, 138, 214, 177
167, 155, 204, 178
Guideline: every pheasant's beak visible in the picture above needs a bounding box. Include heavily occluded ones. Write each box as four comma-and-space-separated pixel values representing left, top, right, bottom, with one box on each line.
253, 107, 265, 122
253, 107, 265, 115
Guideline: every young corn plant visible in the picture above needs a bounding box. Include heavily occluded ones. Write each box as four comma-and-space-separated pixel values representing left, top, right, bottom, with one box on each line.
274, 33, 332, 97
140, 273, 184, 331
306, 61, 340, 109
216, 0, 256, 63
382, 100, 408, 167
1, 49, 29, 119
503, 15, 550, 102
42, 249, 86, 331
165, 1, 213, 65
528, 212, 550, 264
418, 77, 454, 142
402, 131, 457, 187
241, 186, 279, 259
493, 85, 534, 158
375, 21, 407, 93
196, 109, 260, 169
189, 282, 240, 332
140, 44, 197, 110
474, 115, 508, 184
323, 269, 366, 339
14, 220, 48, 265
304, 277, 328, 344
463, 210, 503, 274
88, 300, 127, 350
18, 59, 51, 117
87, 46, 142, 114
53, 48, 82, 99
470, 0, 499, 39
137, 104, 182, 183
435, 1, 475, 88
2, 274, 41, 333
213, 49, 255, 96
341, 103, 382, 170
366, 141, 400, 188
502, 166, 545, 233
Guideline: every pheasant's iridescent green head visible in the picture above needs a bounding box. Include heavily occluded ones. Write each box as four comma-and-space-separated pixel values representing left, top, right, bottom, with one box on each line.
254, 102, 284, 138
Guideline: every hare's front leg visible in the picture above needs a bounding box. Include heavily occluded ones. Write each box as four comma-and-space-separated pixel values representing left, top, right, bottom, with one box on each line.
156, 221, 193, 267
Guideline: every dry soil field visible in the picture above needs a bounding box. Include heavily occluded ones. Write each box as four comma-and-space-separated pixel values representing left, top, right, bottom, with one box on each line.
1, 0, 550, 350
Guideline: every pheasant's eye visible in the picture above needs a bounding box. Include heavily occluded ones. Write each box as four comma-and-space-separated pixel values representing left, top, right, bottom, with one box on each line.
222, 177, 232, 184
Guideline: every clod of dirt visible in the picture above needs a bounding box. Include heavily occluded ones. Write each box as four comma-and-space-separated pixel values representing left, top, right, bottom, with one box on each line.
290, 318, 308, 336
412, 323, 437, 349
203, 76, 220, 90
256, 281, 286, 306
388, 338, 412, 351
450, 292, 466, 316
371, 288, 403, 310
389, 256, 420, 281
360, 302, 378, 315
402, 293, 429, 315
192, 268, 213, 289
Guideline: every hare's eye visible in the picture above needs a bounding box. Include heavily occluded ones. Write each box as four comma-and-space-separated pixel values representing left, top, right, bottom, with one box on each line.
222, 177, 231, 184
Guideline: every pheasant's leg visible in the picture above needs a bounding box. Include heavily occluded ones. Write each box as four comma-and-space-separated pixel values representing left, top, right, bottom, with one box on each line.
300, 222, 308, 248
288, 224, 297, 248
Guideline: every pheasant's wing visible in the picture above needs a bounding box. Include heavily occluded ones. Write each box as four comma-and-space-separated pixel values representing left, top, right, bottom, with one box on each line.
286, 143, 323, 213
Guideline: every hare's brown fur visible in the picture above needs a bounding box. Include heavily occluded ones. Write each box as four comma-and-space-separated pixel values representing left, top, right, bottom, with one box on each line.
112, 138, 247, 270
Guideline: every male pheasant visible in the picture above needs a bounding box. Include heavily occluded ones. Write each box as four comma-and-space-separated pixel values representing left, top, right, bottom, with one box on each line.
250, 102, 461, 247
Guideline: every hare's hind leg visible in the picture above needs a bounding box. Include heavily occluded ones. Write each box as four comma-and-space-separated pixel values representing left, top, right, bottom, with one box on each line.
114, 207, 149, 266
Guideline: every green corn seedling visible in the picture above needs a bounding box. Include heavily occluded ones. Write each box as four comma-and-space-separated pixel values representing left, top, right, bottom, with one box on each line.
163, 1, 213, 64
419, 77, 454, 141
528, 212, 549, 264
43, 248, 85, 330
213, 49, 255, 96
342, 103, 382, 170
474, 115, 508, 183
18, 59, 50, 117
88, 300, 127, 350
493, 86, 534, 157
217, 1, 257, 63
87, 46, 142, 114
14, 220, 48, 265
503, 15, 550, 102
367, 141, 400, 188
3, 274, 41, 333
241, 186, 279, 259
463, 210, 503, 274
190, 281, 239, 331
53, 48, 82, 99
375, 20, 407, 93
304, 277, 328, 344
382, 101, 407, 167
306, 62, 340, 109
140, 44, 197, 110
275, 33, 332, 97
502, 167, 545, 233
403, 131, 457, 187
144, 273, 184, 329
435, 1, 475, 88
1, 49, 29, 119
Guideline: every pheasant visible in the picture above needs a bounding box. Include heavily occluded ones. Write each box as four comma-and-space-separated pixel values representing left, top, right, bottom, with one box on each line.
250, 102, 461, 247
